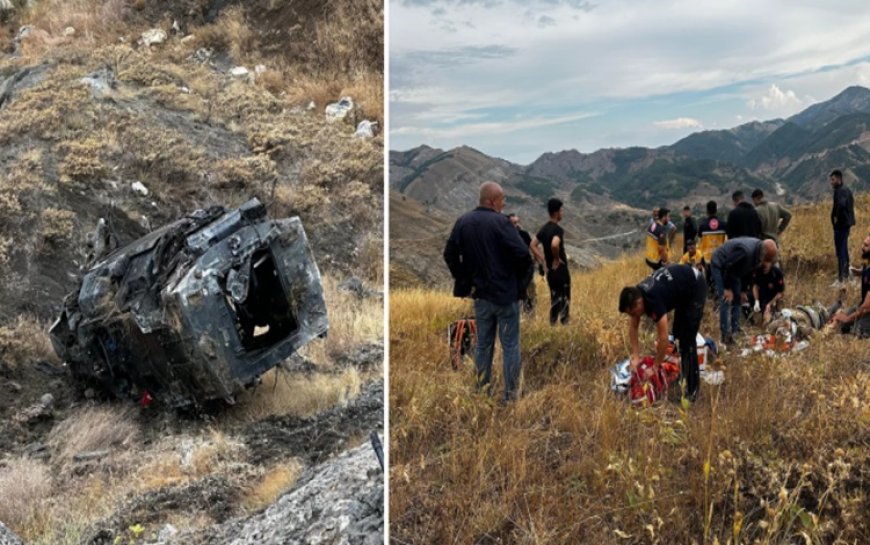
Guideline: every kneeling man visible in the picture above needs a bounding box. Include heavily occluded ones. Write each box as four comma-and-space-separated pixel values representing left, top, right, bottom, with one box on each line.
619, 264, 707, 402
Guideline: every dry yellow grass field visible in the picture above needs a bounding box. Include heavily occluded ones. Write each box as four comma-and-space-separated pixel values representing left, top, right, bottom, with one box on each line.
390, 195, 870, 544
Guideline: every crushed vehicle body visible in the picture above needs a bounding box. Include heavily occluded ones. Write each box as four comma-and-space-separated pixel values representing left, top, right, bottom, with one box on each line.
50, 198, 328, 407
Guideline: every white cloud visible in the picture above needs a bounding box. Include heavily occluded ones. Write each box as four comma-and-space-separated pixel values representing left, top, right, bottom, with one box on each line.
748, 84, 804, 110
652, 117, 702, 129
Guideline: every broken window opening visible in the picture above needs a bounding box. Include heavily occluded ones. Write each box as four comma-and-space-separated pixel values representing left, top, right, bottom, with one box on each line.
230, 249, 299, 352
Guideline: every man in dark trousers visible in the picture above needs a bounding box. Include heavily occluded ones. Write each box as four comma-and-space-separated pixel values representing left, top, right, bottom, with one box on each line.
508, 213, 536, 313
830, 169, 856, 285
444, 182, 532, 402
681, 206, 698, 254
531, 198, 570, 325
710, 237, 778, 346
726, 190, 762, 240
618, 264, 707, 402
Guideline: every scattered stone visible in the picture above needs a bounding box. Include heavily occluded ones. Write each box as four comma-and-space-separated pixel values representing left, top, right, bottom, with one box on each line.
254, 64, 267, 75
339, 277, 381, 300
73, 450, 109, 463
157, 524, 178, 542
80, 67, 116, 97
171, 20, 181, 34
7, 381, 21, 393
192, 47, 213, 62
0, 520, 24, 545
0, 0, 14, 12
62, 26, 76, 37
132, 181, 149, 196
325, 96, 354, 123
181, 34, 195, 44
230, 66, 249, 77
306, 100, 316, 111
141, 28, 167, 47
353, 120, 378, 138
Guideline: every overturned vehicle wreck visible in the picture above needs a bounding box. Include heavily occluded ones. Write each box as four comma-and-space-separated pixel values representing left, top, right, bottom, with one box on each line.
50, 199, 328, 407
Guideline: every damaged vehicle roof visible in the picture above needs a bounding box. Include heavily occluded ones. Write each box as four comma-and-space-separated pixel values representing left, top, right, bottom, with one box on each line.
50, 198, 328, 407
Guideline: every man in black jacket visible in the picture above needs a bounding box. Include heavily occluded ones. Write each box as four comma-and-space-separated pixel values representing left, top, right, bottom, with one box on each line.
830, 169, 856, 285
710, 237, 777, 346
444, 182, 532, 402
726, 190, 762, 240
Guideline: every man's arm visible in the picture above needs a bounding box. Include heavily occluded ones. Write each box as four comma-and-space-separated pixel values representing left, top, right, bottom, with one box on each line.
443, 224, 462, 279
834, 291, 870, 324
778, 205, 792, 233
628, 314, 641, 368
530, 236, 545, 264
551, 235, 562, 269
653, 316, 669, 370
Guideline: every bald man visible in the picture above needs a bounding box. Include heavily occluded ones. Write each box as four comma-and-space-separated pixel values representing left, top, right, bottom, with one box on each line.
444, 181, 532, 402
710, 237, 778, 347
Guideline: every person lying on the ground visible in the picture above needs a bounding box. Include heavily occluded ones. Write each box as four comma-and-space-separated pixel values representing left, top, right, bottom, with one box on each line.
750, 262, 785, 325
679, 239, 705, 272
827, 233, 870, 338
710, 237, 778, 347
618, 264, 707, 402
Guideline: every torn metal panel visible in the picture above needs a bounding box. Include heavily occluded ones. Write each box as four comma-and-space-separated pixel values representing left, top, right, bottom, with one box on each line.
50, 198, 328, 407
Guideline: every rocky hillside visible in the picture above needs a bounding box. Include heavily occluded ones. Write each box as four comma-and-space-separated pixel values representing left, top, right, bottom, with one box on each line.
391, 86, 870, 286
0, 0, 383, 543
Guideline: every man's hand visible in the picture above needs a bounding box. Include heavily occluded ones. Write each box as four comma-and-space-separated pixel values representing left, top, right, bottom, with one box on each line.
629, 355, 642, 370
753, 300, 761, 313
831, 310, 850, 324
723, 289, 734, 303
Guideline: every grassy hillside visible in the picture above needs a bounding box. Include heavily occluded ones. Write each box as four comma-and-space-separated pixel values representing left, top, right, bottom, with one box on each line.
390, 195, 870, 544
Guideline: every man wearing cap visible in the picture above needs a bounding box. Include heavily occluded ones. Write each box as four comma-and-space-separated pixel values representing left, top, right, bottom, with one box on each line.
619, 264, 707, 402
710, 237, 778, 346
644, 208, 670, 271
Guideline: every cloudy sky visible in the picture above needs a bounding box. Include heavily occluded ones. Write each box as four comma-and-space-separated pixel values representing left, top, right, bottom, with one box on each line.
390, 0, 870, 163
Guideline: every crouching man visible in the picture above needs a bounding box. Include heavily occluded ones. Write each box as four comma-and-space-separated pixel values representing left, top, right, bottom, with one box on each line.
828, 233, 870, 338
619, 264, 707, 402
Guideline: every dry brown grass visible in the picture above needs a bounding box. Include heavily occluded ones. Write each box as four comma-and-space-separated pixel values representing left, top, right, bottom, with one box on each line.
0, 316, 59, 369
390, 196, 870, 544
0, 458, 51, 533
135, 430, 247, 492
241, 459, 304, 512
48, 405, 139, 467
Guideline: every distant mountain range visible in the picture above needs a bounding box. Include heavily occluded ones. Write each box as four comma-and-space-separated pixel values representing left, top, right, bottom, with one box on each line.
390, 86, 870, 286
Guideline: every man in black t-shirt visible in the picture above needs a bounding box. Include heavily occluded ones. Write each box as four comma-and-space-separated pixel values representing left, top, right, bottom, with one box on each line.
532, 198, 570, 325
726, 190, 762, 240
750, 264, 785, 325
619, 264, 707, 401
682, 206, 697, 254
508, 213, 536, 313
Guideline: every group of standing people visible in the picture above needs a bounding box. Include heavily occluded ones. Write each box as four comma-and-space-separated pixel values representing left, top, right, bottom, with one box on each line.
444, 171, 867, 404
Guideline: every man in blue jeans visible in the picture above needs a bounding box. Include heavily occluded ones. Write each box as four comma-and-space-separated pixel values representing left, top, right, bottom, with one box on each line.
710, 237, 778, 347
830, 169, 856, 285
444, 181, 532, 402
